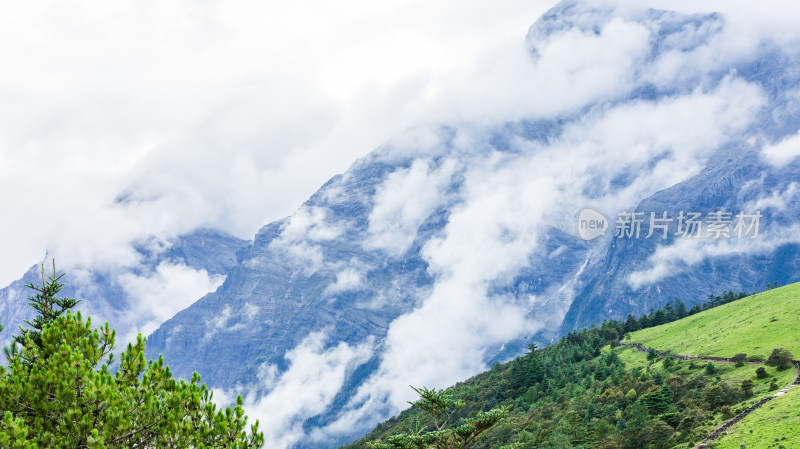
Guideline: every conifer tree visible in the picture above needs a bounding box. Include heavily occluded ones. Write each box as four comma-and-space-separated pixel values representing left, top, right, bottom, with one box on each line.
624, 314, 640, 333
525, 357, 545, 387
673, 299, 688, 319
367, 386, 510, 449
6, 261, 79, 364
0, 268, 264, 448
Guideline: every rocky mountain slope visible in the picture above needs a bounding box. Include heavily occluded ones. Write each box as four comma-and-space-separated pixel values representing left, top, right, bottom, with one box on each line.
0, 228, 248, 349
145, 2, 800, 447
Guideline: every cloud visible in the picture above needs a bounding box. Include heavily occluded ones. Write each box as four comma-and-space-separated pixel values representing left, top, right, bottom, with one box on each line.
267, 206, 342, 273
628, 181, 800, 288
627, 223, 800, 289
744, 183, 800, 211
365, 158, 458, 256
310, 7, 775, 440
761, 130, 800, 167
114, 261, 226, 343
237, 331, 374, 449
3, 1, 800, 447
0, 0, 557, 287
324, 267, 364, 294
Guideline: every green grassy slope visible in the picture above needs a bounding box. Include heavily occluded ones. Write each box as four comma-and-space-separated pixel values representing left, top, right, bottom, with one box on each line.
346, 283, 800, 448
613, 348, 796, 396
627, 283, 800, 448
615, 346, 796, 428
627, 283, 800, 359
715, 386, 800, 449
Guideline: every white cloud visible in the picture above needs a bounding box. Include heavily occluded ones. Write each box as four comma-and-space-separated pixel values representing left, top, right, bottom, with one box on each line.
239, 332, 374, 449
761, 130, 800, 167
627, 224, 800, 289
0, 0, 557, 287
325, 268, 364, 294
243, 302, 260, 320
268, 206, 341, 273
313, 20, 771, 440
745, 183, 800, 211
202, 302, 262, 341
114, 261, 226, 343
365, 159, 458, 256
628, 181, 800, 289
3, 0, 800, 446
276, 206, 342, 243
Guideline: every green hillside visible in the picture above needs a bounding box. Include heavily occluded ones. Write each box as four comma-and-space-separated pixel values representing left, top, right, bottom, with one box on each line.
345, 283, 800, 449
627, 283, 800, 359
715, 386, 800, 449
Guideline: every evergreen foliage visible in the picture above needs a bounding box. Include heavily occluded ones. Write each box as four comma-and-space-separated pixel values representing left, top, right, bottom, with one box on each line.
345, 318, 783, 449
765, 348, 794, 371
0, 269, 264, 448
6, 262, 80, 363
366, 386, 510, 449
347, 288, 787, 449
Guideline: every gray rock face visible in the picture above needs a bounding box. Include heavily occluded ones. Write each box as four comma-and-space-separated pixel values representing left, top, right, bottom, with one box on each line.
561, 153, 800, 333
145, 2, 800, 447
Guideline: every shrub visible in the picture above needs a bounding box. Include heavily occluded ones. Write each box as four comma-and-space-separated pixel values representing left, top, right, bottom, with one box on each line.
766, 348, 795, 371
756, 367, 768, 379
720, 405, 734, 420
703, 383, 739, 409
730, 353, 748, 367
741, 380, 755, 398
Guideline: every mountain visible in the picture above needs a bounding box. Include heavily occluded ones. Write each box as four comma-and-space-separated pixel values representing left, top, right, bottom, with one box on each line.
141, 1, 800, 447
346, 282, 800, 448
0, 0, 796, 447
6, 2, 800, 449
561, 151, 800, 333
0, 228, 248, 349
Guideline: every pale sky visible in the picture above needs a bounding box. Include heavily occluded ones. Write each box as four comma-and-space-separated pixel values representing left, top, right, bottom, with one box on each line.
0, 0, 559, 286
3, 0, 800, 287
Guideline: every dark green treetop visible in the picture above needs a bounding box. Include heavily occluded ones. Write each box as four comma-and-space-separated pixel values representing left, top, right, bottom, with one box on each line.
367, 386, 512, 449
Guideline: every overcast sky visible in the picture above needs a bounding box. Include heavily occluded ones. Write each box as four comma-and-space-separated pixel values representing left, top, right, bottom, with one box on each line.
3, 0, 800, 286
0, 0, 564, 286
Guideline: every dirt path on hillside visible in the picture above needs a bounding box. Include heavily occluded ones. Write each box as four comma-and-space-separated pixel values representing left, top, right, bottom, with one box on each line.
617, 342, 800, 448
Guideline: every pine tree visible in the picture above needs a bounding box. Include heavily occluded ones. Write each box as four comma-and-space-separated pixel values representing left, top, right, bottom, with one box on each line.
651, 309, 669, 326
673, 299, 688, 319
510, 358, 528, 392
8, 261, 80, 363
367, 386, 509, 449
0, 269, 264, 448
624, 314, 640, 333
525, 356, 545, 387
641, 385, 672, 415
663, 303, 677, 322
